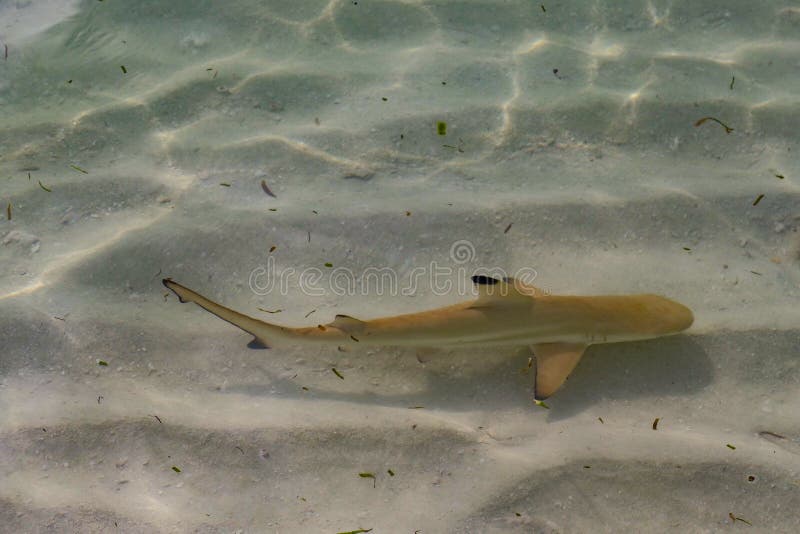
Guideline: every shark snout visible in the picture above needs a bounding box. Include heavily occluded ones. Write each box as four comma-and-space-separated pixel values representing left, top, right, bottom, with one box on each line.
653, 296, 694, 334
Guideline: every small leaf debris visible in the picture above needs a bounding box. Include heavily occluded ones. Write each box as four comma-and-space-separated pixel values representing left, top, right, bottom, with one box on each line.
304, 309, 317, 318
269, 245, 276, 253
258, 307, 282, 314
436, 121, 447, 136
171, 466, 181, 473
219, 182, 230, 187
70, 164, 88, 174
730, 76, 735, 90
359, 472, 376, 488
726, 443, 736, 450
774, 173, 785, 180
151, 414, 163, 424
332, 368, 344, 380
729, 512, 751, 526
337, 529, 372, 534
694, 116, 733, 134
260, 179, 277, 198
652, 417, 660, 430
534, 399, 550, 409
752, 194, 764, 206
120, 65, 127, 74
6, 202, 10, 221
504, 223, 513, 234
324, 262, 333, 268
97, 360, 108, 366
598, 417, 604, 424
387, 469, 395, 476
38, 180, 52, 192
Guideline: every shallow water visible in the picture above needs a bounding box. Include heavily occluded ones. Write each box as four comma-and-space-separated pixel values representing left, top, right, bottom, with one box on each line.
1, 1, 799, 532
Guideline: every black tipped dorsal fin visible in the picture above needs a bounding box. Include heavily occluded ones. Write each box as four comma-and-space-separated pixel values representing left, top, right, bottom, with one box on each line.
470, 275, 535, 304
532, 342, 587, 400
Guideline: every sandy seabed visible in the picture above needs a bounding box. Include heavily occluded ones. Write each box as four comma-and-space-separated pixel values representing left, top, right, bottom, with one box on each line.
1, 0, 799, 532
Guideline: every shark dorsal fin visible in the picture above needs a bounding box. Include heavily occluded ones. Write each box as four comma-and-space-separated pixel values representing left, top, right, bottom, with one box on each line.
532, 342, 587, 400
503, 277, 547, 297
471, 275, 534, 304
331, 314, 365, 333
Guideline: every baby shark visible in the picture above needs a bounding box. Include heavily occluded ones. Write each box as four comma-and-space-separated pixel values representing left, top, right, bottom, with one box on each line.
163, 275, 693, 400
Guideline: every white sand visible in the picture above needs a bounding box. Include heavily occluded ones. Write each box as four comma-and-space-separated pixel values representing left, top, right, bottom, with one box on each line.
1, 0, 799, 532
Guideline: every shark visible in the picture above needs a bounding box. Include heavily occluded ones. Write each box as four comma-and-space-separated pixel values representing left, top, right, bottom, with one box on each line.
162, 275, 693, 400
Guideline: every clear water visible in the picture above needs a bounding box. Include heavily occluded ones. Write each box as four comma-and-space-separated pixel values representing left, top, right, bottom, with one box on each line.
1, 0, 799, 531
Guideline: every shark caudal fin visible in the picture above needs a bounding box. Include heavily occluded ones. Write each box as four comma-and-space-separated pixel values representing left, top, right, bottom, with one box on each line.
162, 278, 289, 348
531, 342, 587, 400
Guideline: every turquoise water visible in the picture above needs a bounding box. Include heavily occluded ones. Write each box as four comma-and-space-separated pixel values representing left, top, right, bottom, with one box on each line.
1, 1, 799, 532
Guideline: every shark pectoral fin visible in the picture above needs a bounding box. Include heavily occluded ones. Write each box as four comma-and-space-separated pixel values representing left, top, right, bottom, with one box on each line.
531, 342, 587, 400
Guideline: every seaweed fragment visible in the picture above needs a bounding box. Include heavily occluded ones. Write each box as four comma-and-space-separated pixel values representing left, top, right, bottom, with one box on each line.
6, 202, 10, 221
504, 222, 513, 234
38, 180, 52, 192
726, 443, 736, 450
598, 417, 604, 424
730, 76, 735, 90
269, 245, 276, 253
758, 430, 786, 440
436, 121, 447, 136
774, 173, 784, 180
694, 116, 733, 134
219, 182, 230, 187
729, 512, 751, 526
260, 179, 277, 198
324, 262, 333, 268
97, 360, 108, 366
332, 367, 344, 380
752, 194, 764, 206
171, 466, 181, 473
387, 469, 395, 476
337, 529, 372, 534
350, 335, 359, 342
70, 164, 88, 174
151, 414, 163, 424
652, 417, 660, 430
120, 65, 127, 74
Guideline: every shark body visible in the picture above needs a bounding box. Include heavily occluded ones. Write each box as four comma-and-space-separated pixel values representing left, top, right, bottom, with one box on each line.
163, 275, 693, 400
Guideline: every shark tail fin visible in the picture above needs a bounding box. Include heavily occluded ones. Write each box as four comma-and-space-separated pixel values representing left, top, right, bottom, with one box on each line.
163, 278, 288, 348
531, 342, 587, 400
